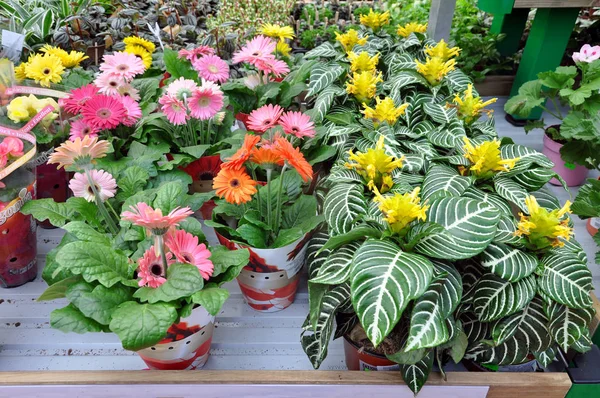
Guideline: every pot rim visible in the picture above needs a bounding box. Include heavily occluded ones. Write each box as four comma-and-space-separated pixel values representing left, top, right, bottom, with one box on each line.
343, 334, 391, 360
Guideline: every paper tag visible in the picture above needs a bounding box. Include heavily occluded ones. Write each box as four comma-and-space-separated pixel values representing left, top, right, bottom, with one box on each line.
359, 360, 400, 371
564, 162, 576, 170
1, 30, 25, 62
591, 218, 600, 230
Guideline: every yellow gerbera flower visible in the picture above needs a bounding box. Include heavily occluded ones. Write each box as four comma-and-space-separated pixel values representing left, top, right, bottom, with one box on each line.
360, 9, 390, 31
515, 195, 573, 249
345, 136, 404, 192
348, 51, 379, 73
259, 23, 295, 41
40, 45, 88, 68
14, 62, 27, 80
346, 70, 383, 103
362, 97, 409, 126
452, 84, 498, 124
335, 29, 368, 53
397, 22, 428, 38
372, 186, 429, 235
424, 39, 460, 61
415, 56, 456, 86
276, 40, 292, 57
24, 53, 64, 87
463, 137, 519, 179
124, 45, 152, 69
124, 36, 156, 54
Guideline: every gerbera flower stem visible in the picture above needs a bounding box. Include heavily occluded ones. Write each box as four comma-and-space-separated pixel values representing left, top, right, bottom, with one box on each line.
85, 169, 118, 235
153, 234, 168, 278
266, 168, 273, 228
251, 168, 263, 219
274, 164, 287, 235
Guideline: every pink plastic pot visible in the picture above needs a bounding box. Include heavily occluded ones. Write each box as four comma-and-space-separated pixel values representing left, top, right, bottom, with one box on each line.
542, 133, 588, 187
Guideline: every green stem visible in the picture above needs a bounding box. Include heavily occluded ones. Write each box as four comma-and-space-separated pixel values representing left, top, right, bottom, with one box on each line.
154, 234, 168, 278
85, 169, 118, 235
266, 168, 273, 229
549, 96, 563, 120
539, 104, 562, 121
252, 167, 263, 222
105, 199, 121, 221
274, 164, 287, 236
207, 119, 213, 146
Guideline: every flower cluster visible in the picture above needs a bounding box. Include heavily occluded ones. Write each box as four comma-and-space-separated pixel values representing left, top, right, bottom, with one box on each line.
516, 195, 573, 249
335, 29, 368, 53
362, 97, 409, 126
15, 46, 88, 87
246, 104, 315, 138
259, 23, 295, 58
416, 40, 459, 86
360, 10, 390, 32
192, 54, 230, 83
159, 78, 224, 125
233, 35, 290, 80
572, 43, 600, 64
397, 22, 428, 38
7, 95, 59, 126
94, 52, 146, 97
372, 186, 429, 235
0, 137, 24, 169
123, 36, 156, 69
462, 137, 519, 179
451, 84, 497, 124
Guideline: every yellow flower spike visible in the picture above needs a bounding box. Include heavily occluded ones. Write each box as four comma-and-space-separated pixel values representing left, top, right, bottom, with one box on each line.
348, 51, 380, 73
24, 53, 64, 87
345, 136, 404, 192
372, 186, 429, 235
452, 84, 498, 124
259, 23, 295, 41
462, 137, 520, 179
276, 40, 292, 57
346, 70, 383, 103
515, 195, 573, 249
397, 22, 428, 38
360, 9, 390, 31
362, 97, 409, 126
415, 56, 456, 86
124, 36, 156, 54
424, 39, 460, 61
335, 29, 368, 53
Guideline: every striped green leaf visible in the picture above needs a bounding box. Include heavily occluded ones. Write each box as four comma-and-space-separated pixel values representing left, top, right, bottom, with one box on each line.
500, 144, 554, 173
511, 168, 555, 191
421, 164, 473, 201
311, 242, 361, 285
531, 187, 561, 210
306, 231, 332, 330
538, 252, 593, 309
328, 168, 362, 184
445, 69, 472, 93
400, 351, 434, 395
546, 300, 595, 351
310, 85, 345, 123
493, 176, 528, 211
423, 103, 458, 124
387, 53, 418, 76
323, 183, 369, 236
493, 215, 525, 247
465, 330, 530, 366
307, 64, 344, 97
534, 346, 557, 368
350, 240, 434, 346
472, 273, 536, 322
461, 311, 488, 343
463, 186, 512, 215
480, 242, 538, 282
427, 119, 466, 148
304, 42, 338, 59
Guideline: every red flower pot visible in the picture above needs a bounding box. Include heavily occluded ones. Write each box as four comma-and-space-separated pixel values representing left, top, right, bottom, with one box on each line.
235, 112, 250, 130
217, 232, 310, 312
343, 336, 400, 371
36, 161, 68, 228
182, 155, 222, 221
159, 72, 171, 88
137, 305, 215, 370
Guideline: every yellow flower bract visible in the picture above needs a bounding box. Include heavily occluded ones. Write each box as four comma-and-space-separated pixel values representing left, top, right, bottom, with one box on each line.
515, 195, 573, 249
453, 84, 497, 124
335, 29, 368, 52
362, 97, 408, 126
373, 186, 429, 234
40, 45, 88, 68
397, 22, 427, 38
124, 36, 156, 54
463, 137, 519, 178
348, 51, 380, 73
416, 56, 456, 86
24, 53, 65, 87
424, 40, 460, 61
346, 70, 383, 103
360, 10, 390, 31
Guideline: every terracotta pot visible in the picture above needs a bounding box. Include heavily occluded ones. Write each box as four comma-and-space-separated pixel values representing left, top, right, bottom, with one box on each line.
36, 159, 68, 229
343, 336, 400, 371
137, 305, 215, 370
217, 232, 310, 312
542, 133, 588, 187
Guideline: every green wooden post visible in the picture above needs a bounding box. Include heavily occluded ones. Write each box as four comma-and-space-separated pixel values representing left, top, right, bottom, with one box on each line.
509, 7, 580, 120
566, 384, 600, 398
490, 7, 530, 57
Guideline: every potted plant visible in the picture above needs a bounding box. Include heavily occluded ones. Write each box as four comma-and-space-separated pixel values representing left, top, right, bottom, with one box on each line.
21, 137, 249, 369
505, 43, 600, 186
572, 177, 600, 242
207, 125, 322, 312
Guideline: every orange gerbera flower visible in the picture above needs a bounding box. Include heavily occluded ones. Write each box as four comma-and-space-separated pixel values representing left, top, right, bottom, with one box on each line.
213, 168, 257, 204
222, 134, 260, 170
273, 137, 313, 182
48, 135, 110, 170
251, 147, 284, 169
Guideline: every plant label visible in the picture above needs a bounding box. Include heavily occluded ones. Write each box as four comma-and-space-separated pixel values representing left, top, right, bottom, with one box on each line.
1, 30, 25, 62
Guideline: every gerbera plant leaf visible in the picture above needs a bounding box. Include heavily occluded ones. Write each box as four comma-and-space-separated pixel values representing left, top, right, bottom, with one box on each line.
191, 285, 230, 316
538, 252, 594, 309
133, 263, 205, 304
66, 282, 133, 325
51, 304, 104, 334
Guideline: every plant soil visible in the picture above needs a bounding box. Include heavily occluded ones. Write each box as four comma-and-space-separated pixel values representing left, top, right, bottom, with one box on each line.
348, 323, 403, 356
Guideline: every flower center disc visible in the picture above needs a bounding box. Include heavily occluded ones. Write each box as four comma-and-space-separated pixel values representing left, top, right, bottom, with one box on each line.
151, 263, 163, 276
199, 97, 210, 107
230, 179, 240, 188
97, 109, 111, 119
43, 68, 51, 75
208, 65, 219, 73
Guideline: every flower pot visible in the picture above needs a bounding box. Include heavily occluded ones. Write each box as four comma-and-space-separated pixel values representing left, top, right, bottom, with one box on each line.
217, 232, 310, 312
542, 133, 588, 187
35, 154, 68, 229
235, 112, 250, 130
137, 305, 215, 370
462, 358, 537, 373
159, 72, 171, 88
343, 336, 400, 371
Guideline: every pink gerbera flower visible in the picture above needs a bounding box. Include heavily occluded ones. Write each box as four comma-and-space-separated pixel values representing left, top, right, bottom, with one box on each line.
81, 95, 126, 130
193, 55, 230, 83
243, 73, 269, 89
137, 246, 175, 288
1, 137, 24, 157
247, 104, 284, 133
121, 202, 193, 234
95, 72, 123, 95
256, 58, 290, 78
166, 77, 198, 101
232, 35, 277, 66
159, 94, 189, 125
178, 46, 215, 62
278, 111, 316, 138
69, 169, 117, 202
189, 86, 224, 120
117, 83, 140, 101
119, 95, 142, 127
165, 229, 214, 280
69, 118, 99, 141
62, 84, 99, 114
100, 51, 145, 80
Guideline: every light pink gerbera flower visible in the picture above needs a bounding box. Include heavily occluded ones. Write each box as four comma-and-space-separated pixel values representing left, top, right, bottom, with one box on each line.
81, 95, 126, 130
243, 73, 270, 89
193, 55, 230, 83
62, 84, 99, 114
119, 95, 142, 127
178, 46, 215, 62
159, 94, 189, 125
137, 246, 175, 288
69, 169, 117, 202
121, 202, 193, 234
69, 118, 99, 141
166, 77, 198, 101
256, 58, 290, 78
117, 83, 140, 101
165, 229, 214, 280
278, 111, 316, 138
189, 86, 224, 120
232, 35, 277, 66
100, 51, 145, 80
247, 104, 284, 133
95, 72, 123, 95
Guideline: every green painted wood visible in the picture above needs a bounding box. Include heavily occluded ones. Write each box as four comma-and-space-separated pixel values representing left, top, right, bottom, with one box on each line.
508, 7, 579, 120
491, 7, 530, 57
478, 0, 515, 14
566, 384, 600, 398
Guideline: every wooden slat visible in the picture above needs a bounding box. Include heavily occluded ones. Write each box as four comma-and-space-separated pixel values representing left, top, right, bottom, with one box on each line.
514, 0, 597, 8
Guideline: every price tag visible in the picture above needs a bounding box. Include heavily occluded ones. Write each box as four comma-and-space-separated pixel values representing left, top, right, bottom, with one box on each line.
564, 162, 576, 170
1, 30, 25, 62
